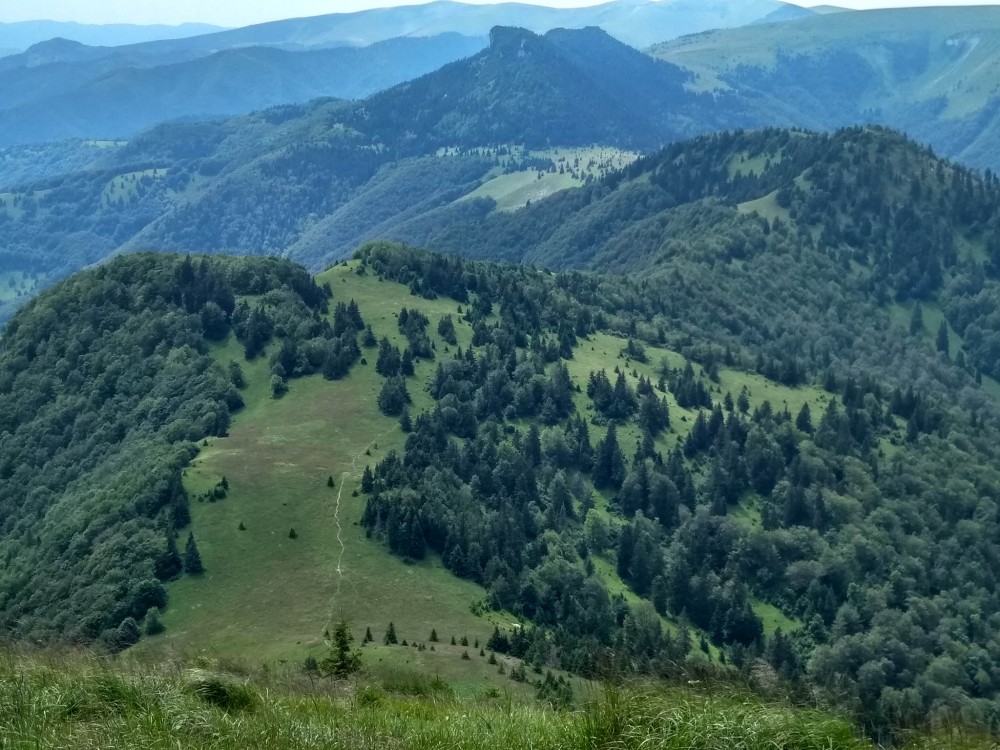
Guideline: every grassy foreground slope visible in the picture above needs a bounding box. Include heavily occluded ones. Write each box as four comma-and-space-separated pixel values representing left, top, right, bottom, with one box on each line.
0, 647, 882, 750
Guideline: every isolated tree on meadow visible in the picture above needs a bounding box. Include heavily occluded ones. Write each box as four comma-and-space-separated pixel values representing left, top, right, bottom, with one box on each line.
321, 619, 361, 678
184, 532, 204, 575
384, 622, 398, 645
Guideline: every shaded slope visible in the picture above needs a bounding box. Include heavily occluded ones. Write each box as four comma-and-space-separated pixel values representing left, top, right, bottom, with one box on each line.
0, 254, 329, 642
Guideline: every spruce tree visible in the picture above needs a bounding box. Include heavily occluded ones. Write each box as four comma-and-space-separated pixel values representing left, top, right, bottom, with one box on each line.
183, 532, 204, 575
936, 320, 950, 356
736, 386, 751, 413
910, 303, 924, 336
401, 348, 415, 377
155, 529, 183, 581
593, 424, 627, 490
321, 619, 361, 678
795, 403, 813, 434
384, 622, 398, 645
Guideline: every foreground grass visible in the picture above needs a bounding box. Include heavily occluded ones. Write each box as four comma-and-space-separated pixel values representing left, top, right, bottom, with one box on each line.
0, 649, 883, 750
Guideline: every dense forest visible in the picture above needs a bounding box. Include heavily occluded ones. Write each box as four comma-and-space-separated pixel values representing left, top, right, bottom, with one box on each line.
0, 254, 331, 648
393, 127, 1000, 389
4, 121, 1000, 741
346, 243, 1000, 738
3, 236, 1000, 739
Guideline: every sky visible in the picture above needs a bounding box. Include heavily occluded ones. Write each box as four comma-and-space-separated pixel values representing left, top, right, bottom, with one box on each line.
0, 0, 994, 28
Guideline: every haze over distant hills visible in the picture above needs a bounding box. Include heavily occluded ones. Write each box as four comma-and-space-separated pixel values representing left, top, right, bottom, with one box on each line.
0, 0, 808, 146
0, 33, 488, 145
0, 24, 754, 304
0, 20, 223, 54
36, 0, 806, 52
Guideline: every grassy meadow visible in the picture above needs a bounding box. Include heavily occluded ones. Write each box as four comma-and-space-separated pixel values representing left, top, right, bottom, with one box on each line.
0, 646, 894, 750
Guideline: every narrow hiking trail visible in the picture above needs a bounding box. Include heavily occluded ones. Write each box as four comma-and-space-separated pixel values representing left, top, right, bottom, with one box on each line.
323, 427, 391, 637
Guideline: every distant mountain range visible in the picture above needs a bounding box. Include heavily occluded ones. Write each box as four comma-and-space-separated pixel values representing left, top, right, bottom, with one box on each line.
0, 24, 759, 310
0, 33, 488, 145
0, 21, 223, 53
0, 0, 809, 146
70, 0, 807, 53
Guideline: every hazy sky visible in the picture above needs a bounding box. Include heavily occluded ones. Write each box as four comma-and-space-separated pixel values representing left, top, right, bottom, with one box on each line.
0, 0, 994, 28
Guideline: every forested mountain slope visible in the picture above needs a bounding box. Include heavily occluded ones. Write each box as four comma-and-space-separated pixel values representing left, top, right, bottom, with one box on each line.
397, 127, 1000, 392
0, 26, 740, 321
3, 242, 1000, 740
0, 254, 329, 643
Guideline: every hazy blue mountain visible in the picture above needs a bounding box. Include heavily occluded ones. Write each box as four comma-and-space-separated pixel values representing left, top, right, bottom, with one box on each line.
0, 21, 223, 53
0, 0, 801, 147
5, 0, 795, 61
0, 34, 487, 146
0, 25, 753, 307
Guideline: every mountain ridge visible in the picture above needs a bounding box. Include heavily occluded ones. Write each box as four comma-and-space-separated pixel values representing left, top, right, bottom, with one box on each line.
651, 5, 1000, 170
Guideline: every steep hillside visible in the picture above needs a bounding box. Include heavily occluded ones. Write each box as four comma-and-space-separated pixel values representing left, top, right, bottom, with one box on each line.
0, 0, 806, 148
0, 254, 329, 644
344, 26, 733, 153
651, 6, 1000, 170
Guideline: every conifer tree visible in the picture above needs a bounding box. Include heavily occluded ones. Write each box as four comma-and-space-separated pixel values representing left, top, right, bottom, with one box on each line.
183, 532, 204, 574
910, 303, 924, 336
321, 619, 361, 678
384, 622, 398, 645
155, 528, 183, 581
936, 320, 950, 356
795, 402, 813, 434
593, 424, 627, 490
400, 348, 415, 377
